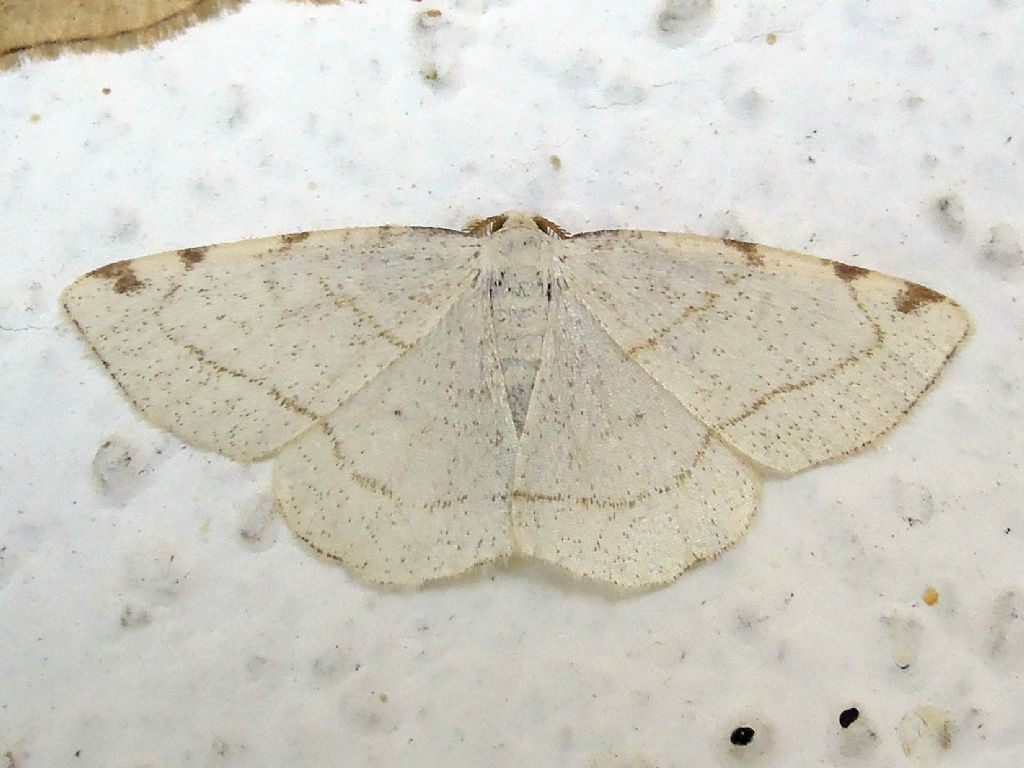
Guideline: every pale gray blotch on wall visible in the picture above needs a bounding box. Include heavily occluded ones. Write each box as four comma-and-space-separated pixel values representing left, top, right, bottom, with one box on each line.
890, 476, 938, 527
0, 544, 16, 593
835, 706, 879, 759
411, 7, 473, 88
119, 603, 152, 629
236, 493, 280, 551
882, 610, 922, 671
933, 193, 967, 235
987, 587, 1024, 665
897, 706, 956, 759
981, 223, 1024, 276
91, 435, 152, 505
62, 212, 969, 588
655, 0, 716, 44
124, 538, 190, 605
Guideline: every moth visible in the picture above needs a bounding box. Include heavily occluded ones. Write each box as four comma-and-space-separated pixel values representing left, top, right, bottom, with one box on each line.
62, 212, 970, 587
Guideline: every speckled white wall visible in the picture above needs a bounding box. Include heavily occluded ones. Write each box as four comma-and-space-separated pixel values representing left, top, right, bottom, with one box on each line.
1, 1, 1022, 766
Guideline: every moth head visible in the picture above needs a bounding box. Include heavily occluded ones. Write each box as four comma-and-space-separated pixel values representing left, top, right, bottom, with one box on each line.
465, 212, 569, 240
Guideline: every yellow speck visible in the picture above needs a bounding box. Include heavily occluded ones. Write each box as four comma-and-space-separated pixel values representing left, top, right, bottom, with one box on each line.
549, 154, 562, 170
426, 9, 442, 17
766, 33, 778, 45
30, 113, 41, 123
379, 692, 388, 703
922, 586, 939, 606
199, 518, 211, 536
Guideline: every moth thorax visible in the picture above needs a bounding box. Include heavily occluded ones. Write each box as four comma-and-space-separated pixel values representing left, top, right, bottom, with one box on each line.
488, 262, 552, 435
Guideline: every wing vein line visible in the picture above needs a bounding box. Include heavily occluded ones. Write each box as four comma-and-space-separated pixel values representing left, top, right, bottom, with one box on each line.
317, 277, 413, 351
156, 289, 320, 422
715, 279, 887, 429
511, 432, 710, 511
624, 290, 721, 356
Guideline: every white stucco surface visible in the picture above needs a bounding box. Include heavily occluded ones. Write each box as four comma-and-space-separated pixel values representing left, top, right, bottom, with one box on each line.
1, 1, 1022, 766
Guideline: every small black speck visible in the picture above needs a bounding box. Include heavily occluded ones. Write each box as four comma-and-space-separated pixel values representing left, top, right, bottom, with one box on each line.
839, 707, 859, 728
393, 409, 402, 417
730, 726, 755, 746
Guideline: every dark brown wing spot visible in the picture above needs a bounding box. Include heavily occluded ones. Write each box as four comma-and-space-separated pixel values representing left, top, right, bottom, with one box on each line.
724, 238, 764, 266
88, 260, 144, 294
281, 231, 311, 244
833, 262, 870, 281
895, 282, 944, 314
178, 247, 208, 270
